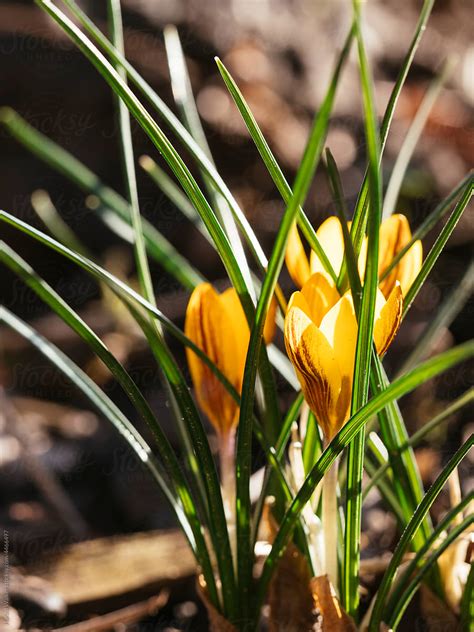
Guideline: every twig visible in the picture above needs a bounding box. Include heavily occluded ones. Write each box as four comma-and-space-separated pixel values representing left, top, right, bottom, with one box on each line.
52, 591, 169, 632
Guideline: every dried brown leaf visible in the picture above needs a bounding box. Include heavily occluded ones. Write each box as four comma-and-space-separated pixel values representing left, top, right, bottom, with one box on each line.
196, 575, 238, 632
311, 575, 357, 632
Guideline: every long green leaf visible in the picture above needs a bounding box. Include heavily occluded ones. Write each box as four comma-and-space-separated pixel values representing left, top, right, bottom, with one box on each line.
108, 0, 208, 511
382, 58, 453, 219
0, 107, 203, 290
363, 388, 474, 498
403, 181, 473, 315
386, 492, 473, 621
256, 341, 474, 613
36, 0, 249, 311
0, 306, 194, 544
343, 0, 383, 616
381, 172, 472, 281
163, 25, 253, 294
391, 515, 473, 629
58, 0, 270, 275
371, 357, 432, 548
215, 54, 352, 284
368, 435, 474, 631
1, 228, 236, 614
0, 241, 219, 604
232, 34, 351, 622
398, 260, 474, 374
342, 0, 436, 286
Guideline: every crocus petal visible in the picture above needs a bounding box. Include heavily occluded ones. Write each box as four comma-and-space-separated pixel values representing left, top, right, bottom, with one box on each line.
185, 284, 239, 434
285, 305, 342, 440
378, 214, 421, 297
300, 272, 340, 326
319, 293, 358, 394
310, 216, 345, 278
220, 287, 250, 391
286, 221, 311, 287
373, 284, 403, 356
396, 239, 423, 297
263, 295, 278, 344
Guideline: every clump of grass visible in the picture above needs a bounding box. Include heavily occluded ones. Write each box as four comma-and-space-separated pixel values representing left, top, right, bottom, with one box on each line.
1, 0, 472, 630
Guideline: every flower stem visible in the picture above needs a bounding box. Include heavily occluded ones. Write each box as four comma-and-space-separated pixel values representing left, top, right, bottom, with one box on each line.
323, 457, 339, 590
219, 429, 237, 566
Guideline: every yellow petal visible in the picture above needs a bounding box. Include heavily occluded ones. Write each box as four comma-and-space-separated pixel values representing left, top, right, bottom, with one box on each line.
185, 284, 240, 434
378, 214, 420, 297
220, 287, 250, 392
396, 239, 423, 297
285, 221, 310, 287
319, 293, 358, 392
374, 284, 403, 356
300, 272, 340, 326
309, 216, 345, 278
263, 295, 278, 345
284, 304, 342, 439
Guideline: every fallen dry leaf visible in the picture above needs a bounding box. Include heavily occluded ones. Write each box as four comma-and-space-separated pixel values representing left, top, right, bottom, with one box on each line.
312, 575, 357, 632
196, 575, 238, 632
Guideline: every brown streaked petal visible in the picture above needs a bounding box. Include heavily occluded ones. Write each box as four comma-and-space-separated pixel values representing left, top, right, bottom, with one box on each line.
374, 284, 403, 356
285, 221, 311, 287
285, 305, 341, 439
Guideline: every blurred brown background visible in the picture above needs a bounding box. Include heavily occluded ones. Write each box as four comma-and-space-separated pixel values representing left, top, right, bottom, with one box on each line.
0, 0, 472, 627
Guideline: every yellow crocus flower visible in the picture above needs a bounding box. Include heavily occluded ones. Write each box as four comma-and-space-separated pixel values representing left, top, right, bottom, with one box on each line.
286, 214, 422, 297
284, 273, 403, 440
185, 283, 276, 436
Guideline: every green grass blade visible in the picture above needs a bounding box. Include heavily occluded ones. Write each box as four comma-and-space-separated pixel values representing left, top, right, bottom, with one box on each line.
339, 0, 435, 286
0, 107, 203, 289
0, 306, 195, 543
214, 51, 363, 284
1, 228, 236, 616
386, 491, 473, 620
232, 37, 350, 621
403, 181, 473, 315
59, 0, 269, 274
139, 155, 209, 240
343, 0, 383, 616
31, 189, 91, 256
0, 210, 244, 410
256, 341, 474, 613
382, 59, 453, 219
368, 435, 474, 631
107, 0, 216, 570
371, 357, 432, 548
363, 388, 474, 499
0, 242, 219, 605
163, 26, 254, 295
324, 148, 361, 298
390, 515, 473, 629
42, 0, 281, 455
398, 260, 474, 374
36, 1, 249, 311
107, 0, 154, 303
